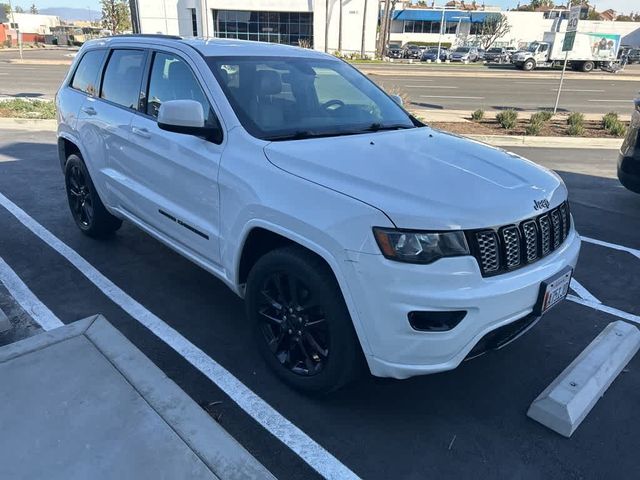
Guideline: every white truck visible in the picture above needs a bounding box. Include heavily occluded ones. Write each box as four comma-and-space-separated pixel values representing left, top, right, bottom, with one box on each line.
512, 31, 622, 72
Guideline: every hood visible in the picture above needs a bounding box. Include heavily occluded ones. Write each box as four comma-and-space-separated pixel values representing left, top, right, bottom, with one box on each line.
263, 127, 566, 230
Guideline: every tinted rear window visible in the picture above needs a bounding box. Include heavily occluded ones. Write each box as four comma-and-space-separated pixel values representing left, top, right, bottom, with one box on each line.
100, 49, 146, 110
71, 49, 106, 95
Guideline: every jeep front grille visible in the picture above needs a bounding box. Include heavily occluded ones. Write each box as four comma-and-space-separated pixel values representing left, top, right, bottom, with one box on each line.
466, 201, 571, 277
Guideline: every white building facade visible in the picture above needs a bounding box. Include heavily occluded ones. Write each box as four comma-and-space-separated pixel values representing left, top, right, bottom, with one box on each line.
131, 0, 379, 56
388, 8, 640, 49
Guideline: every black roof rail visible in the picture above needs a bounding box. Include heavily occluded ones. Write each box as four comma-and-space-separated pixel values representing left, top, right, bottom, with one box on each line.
109, 34, 183, 40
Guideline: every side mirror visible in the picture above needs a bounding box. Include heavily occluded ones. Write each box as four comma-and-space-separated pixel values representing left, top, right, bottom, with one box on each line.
391, 94, 403, 107
157, 99, 220, 141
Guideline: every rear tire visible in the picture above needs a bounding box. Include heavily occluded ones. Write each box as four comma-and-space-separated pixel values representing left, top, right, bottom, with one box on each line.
245, 246, 363, 394
581, 61, 594, 72
64, 154, 122, 238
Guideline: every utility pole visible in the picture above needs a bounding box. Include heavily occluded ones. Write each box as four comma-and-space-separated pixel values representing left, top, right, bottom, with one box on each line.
338, 0, 342, 53
8, 0, 22, 60
360, 0, 368, 57
325, 0, 329, 53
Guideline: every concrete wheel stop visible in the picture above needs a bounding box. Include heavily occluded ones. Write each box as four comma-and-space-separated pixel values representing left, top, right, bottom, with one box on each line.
527, 320, 640, 437
0, 314, 274, 480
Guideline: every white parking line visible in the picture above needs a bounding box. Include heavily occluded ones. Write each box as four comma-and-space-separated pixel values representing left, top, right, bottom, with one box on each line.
0, 191, 358, 480
582, 236, 640, 260
419, 95, 484, 99
570, 279, 601, 304
0, 256, 63, 331
567, 295, 640, 326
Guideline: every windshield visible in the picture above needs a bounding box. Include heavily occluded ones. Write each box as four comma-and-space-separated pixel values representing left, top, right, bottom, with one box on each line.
488, 48, 502, 53
454, 48, 470, 53
526, 43, 540, 52
207, 56, 418, 141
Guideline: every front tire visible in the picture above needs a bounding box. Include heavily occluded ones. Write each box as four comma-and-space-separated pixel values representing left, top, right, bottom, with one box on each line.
64, 154, 122, 238
523, 59, 535, 71
245, 246, 363, 394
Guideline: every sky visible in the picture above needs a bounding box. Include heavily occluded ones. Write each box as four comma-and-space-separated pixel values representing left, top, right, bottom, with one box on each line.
11, 0, 639, 15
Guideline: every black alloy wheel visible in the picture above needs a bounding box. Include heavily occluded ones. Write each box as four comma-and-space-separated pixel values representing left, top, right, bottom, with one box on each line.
257, 271, 329, 377
67, 163, 94, 229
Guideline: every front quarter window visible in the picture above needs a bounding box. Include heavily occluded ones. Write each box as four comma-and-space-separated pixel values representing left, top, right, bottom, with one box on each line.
207, 56, 418, 141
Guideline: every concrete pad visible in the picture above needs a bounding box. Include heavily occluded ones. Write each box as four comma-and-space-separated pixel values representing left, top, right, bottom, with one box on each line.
527, 321, 640, 437
0, 315, 274, 480
0, 307, 9, 332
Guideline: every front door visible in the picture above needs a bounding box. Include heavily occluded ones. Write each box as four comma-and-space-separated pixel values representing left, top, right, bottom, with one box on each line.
126, 50, 224, 266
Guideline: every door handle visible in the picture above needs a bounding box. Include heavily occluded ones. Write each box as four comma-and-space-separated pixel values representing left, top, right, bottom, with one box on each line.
81, 106, 97, 116
132, 127, 151, 139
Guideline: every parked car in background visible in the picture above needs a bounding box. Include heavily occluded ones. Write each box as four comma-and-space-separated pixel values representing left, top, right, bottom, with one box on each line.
618, 98, 640, 193
484, 47, 511, 63
387, 44, 403, 59
476, 48, 486, 61
450, 47, 478, 62
421, 47, 450, 62
628, 48, 640, 64
403, 44, 425, 59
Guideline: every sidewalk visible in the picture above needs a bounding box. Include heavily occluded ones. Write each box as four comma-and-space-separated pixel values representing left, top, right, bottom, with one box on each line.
0, 314, 274, 480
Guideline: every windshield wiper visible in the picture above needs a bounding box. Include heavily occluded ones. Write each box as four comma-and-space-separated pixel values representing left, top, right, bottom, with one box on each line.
360, 123, 415, 132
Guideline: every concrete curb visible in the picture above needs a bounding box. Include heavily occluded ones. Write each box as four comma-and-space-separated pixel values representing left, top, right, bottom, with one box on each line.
0, 315, 274, 480
527, 320, 640, 437
3, 59, 72, 66
0, 117, 57, 131
0, 117, 623, 149
359, 67, 640, 82
466, 134, 623, 150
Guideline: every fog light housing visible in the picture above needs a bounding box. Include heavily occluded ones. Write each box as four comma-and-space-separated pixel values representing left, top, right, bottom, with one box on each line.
408, 310, 467, 332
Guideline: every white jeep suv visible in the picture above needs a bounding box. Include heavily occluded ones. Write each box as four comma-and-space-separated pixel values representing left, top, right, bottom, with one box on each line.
56, 35, 581, 393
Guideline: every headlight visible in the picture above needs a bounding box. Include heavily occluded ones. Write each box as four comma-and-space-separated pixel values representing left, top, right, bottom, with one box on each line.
373, 228, 469, 264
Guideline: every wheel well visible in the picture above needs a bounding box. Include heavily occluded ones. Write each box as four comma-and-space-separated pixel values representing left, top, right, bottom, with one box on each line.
238, 228, 333, 286
57, 137, 81, 170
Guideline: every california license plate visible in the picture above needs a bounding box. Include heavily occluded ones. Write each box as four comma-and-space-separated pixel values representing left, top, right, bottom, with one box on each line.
534, 266, 573, 316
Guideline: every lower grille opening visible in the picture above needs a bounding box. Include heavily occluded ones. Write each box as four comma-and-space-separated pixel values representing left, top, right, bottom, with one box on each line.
408, 310, 467, 332
465, 313, 540, 360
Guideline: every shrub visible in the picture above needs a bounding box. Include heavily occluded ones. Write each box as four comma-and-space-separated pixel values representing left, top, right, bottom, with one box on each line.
525, 118, 544, 136
496, 109, 518, 130
537, 110, 554, 122
471, 109, 484, 121
608, 120, 627, 137
567, 112, 585, 127
567, 123, 585, 136
530, 112, 551, 124
602, 112, 619, 130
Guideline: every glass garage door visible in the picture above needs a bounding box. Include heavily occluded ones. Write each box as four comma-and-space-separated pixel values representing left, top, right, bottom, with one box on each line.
212, 10, 313, 48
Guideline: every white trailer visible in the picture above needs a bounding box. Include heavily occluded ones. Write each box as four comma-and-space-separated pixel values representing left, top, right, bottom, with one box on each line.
512, 31, 622, 72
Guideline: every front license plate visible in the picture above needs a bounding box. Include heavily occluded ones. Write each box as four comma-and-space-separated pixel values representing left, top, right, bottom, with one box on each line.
534, 266, 573, 316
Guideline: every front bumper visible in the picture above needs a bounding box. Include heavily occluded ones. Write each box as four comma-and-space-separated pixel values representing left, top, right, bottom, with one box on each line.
343, 228, 581, 379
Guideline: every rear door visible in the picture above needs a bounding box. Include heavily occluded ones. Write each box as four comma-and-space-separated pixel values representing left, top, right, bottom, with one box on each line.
77, 48, 147, 206
125, 49, 224, 265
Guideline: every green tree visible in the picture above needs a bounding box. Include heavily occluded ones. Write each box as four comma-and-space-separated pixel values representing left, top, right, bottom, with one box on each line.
0, 3, 10, 22
29, 3, 37, 14
101, 0, 131, 34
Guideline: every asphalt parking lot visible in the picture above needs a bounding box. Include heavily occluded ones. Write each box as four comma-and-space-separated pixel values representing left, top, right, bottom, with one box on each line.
1, 128, 640, 479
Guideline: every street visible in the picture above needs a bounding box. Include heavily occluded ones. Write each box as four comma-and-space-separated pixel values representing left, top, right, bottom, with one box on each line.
1, 48, 639, 114
1, 128, 639, 479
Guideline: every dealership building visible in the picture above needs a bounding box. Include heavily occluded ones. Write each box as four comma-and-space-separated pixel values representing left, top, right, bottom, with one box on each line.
130, 0, 379, 55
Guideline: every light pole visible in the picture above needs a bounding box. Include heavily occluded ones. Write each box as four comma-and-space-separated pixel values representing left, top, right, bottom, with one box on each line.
360, 0, 368, 57
436, 6, 445, 63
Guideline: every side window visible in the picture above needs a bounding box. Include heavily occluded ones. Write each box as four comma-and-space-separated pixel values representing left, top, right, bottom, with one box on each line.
71, 49, 106, 96
100, 49, 146, 110
146, 52, 211, 121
